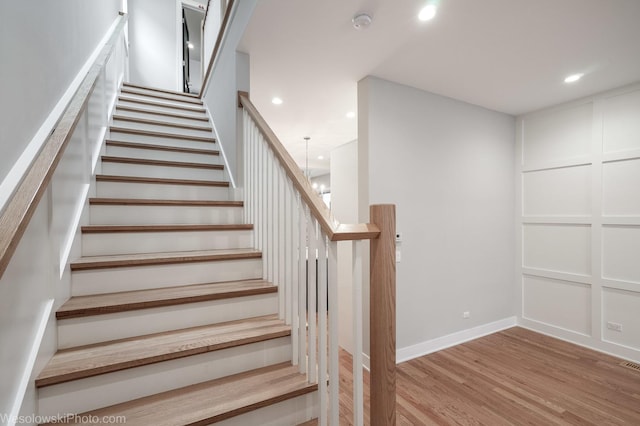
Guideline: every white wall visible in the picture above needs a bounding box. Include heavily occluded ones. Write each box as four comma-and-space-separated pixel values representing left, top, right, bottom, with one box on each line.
517, 82, 640, 363
202, 0, 223, 73
202, 0, 257, 186
330, 141, 358, 354
358, 76, 516, 361
128, 0, 181, 91
0, 17, 127, 422
189, 58, 202, 94
0, 0, 121, 210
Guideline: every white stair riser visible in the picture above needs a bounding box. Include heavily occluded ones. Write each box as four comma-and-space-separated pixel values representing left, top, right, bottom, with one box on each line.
96, 181, 230, 200
115, 107, 209, 126
38, 337, 292, 417
89, 204, 243, 225
216, 393, 318, 426
82, 229, 253, 256
101, 160, 224, 181
106, 143, 220, 164
119, 92, 203, 109
117, 99, 206, 118
58, 293, 278, 348
71, 258, 262, 295
112, 118, 213, 138
108, 130, 216, 151
121, 88, 200, 104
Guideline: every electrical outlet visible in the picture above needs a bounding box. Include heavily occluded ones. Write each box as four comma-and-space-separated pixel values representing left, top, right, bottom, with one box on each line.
606, 321, 622, 332
463, 311, 470, 319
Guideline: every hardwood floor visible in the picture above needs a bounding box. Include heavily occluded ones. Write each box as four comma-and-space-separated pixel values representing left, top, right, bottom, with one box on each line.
338, 327, 640, 425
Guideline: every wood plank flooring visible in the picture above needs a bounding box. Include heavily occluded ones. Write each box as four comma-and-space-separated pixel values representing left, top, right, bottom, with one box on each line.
338, 327, 640, 425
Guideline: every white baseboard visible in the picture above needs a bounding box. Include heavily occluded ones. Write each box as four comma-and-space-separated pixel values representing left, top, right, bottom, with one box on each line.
396, 316, 517, 364
518, 318, 640, 364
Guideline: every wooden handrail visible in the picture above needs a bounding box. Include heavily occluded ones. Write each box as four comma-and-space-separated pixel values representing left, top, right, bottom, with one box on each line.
0, 14, 128, 280
199, 0, 235, 98
238, 92, 380, 242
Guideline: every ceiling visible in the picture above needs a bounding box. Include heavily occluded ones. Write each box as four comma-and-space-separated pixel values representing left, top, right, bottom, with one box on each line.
238, 0, 640, 175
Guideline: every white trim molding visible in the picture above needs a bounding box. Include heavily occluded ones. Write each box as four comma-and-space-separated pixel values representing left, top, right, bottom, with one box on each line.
397, 316, 518, 364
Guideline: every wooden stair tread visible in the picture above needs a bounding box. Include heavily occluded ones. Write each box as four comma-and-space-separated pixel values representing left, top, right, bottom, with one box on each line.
81, 224, 253, 233
36, 315, 289, 387
298, 420, 318, 426
101, 155, 224, 170
122, 82, 200, 99
89, 198, 242, 207
109, 126, 216, 143
106, 139, 219, 155
70, 248, 261, 271
120, 88, 203, 105
115, 105, 210, 122
57, 279, 276, 319
96, 174, 229, 187
42, 363, 317, 425
112, 114, 212, 131
118, 96, 206, 113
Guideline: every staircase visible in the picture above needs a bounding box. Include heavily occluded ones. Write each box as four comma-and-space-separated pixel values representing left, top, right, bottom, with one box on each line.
36, 83, 317, 425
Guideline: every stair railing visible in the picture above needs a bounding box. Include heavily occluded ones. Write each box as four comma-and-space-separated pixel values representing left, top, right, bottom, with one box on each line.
239, 92, 397, 426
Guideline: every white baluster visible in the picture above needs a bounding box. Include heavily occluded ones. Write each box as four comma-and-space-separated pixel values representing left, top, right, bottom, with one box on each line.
318, 232, 328, 425
291, 188, 300, 365
328, 240, 339, 425
284, 177, 292, 325
273, 162, 282, 318
261, 141, 268, 279
278, 171, 286, 321
298, 200, 308, 374
307, 215, 317, 383
352, 241, 364, 426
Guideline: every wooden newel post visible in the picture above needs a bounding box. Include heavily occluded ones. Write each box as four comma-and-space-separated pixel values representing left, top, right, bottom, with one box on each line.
369, 204, 396, 426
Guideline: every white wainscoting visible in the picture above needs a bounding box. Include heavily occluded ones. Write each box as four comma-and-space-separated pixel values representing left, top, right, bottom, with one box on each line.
517, 83, 640, 363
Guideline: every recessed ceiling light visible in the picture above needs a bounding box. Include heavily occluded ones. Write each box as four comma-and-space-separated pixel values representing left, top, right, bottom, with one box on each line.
318, 155, 324, 160
312, 182, 318, 189
419, 4, 437, 21
564, 73, 584, 83
346, 111, 356, 119
187, 42, 194, 49
272, 97, 283, 105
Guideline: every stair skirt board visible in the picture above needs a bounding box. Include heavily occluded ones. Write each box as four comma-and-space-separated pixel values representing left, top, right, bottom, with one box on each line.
108, 131, 215, 150
38, 337, 292, 417
58, 292, 278, 348
96, 180, 230, 201
71, 257, 262, 295
100, 160, 225, 182
89, 203, 243, 225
